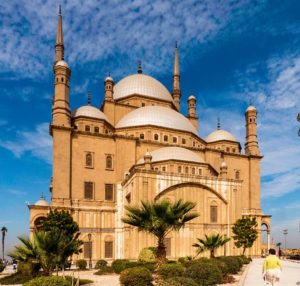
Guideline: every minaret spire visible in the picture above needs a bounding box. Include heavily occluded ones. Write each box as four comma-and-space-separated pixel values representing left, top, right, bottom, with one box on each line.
137, 60, 143, 74
217, 118, 221, 130
87, 91, 92, 105
55, 5, 64, 62
172, 41, 181, 110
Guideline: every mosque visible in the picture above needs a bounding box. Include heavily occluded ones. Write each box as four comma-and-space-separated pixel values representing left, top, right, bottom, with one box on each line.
29, 10, 271, 262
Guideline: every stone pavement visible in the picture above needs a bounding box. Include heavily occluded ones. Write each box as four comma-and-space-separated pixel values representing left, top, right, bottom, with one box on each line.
242, 258, 300, 286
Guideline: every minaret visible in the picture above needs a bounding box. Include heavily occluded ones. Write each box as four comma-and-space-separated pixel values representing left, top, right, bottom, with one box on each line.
52, 6, 71, 127
172, 42, 181, 111
245, 105, 260, 155
187, 95, 198, 131
55, 5, 64, 63
51, 7, 72, 206
104, 75, 114, 101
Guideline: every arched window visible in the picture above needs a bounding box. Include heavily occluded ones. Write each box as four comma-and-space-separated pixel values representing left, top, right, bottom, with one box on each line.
210, 202, 218, 223
235, 170, 240, 180
94, 126, 99, 133
182, 138, 186, 144
140, 133, 144, 140
191, 167, 195, 175
178, 166, 182, 173
85, 125, 91, 132
185, 166, 189, 174
154, 134, 159, 141
173, 137, 178, 143
164, 135, 168, 142
34, 216, 46, 231
198, 168, 202, 175
85, 153, 93, 168
106, 155, 113, 170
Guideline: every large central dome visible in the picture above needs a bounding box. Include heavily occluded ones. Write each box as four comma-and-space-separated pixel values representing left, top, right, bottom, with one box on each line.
115, 106, 198, 135
113, 74, 174, 103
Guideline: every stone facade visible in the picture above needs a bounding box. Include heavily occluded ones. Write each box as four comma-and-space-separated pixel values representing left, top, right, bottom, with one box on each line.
28, 10, 271, 262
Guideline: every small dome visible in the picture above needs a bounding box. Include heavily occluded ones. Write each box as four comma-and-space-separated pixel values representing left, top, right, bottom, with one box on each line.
73, 106, 110, 122
116, 106, 198, 135
188, 95, 196, 100
138, 147, 205, 164
55, 60, 69, 68
113, 74, 174, 103
35, 196, 49, 207
105, 76, 113, 82
246, 105, 256, 112
206, 129, 238, 143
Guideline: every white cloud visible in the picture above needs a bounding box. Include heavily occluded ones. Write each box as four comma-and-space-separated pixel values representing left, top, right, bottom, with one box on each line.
230, 51, 300, 198
0, 0, 264, 79
0, 123, 52, 164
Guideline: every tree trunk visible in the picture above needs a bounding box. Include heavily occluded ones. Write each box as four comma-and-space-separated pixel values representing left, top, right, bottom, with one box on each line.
242, 247, 246, 255
210, 249, 215, 258
156, 237, 167, 268
2, 234, 4, 260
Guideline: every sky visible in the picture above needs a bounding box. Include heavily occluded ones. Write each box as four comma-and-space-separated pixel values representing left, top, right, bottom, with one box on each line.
0, 0, 299, 255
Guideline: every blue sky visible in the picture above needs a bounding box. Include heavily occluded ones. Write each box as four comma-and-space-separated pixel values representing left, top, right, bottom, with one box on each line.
0, 0, 299, 254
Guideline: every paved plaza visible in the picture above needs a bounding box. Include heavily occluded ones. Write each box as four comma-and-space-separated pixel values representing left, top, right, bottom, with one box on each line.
242, 258, 300, 286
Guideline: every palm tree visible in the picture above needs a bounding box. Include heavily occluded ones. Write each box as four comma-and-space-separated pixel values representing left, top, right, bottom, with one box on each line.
1, 227, 7, 260
122, 199, 199, 265
193, 233, 230, 258
9, 231, 82, 276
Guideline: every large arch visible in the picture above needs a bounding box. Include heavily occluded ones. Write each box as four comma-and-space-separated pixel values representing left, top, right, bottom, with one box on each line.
154, 182, 228, 204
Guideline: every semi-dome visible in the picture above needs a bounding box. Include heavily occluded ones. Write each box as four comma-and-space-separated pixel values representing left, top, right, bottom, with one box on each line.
35, 196, 49, 207
138, 147, 205, 164
55, 60, 69, 68
206, 129, 238, 143
115, 106, 198, 135
73, 106, 110, 122
113, 74, 174, 103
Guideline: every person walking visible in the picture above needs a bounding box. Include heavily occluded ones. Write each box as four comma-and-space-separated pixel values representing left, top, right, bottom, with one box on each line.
263, 248, 283, 285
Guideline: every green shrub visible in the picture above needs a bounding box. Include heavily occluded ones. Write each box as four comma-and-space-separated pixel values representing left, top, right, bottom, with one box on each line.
136, 262, 155, 272
76, 259, 87, 270
0, 273, 33, 285
0, 260, 5, 273
17, 261, 40, 277
94, 266, 114, 275
119, 266, 153, 286
185, 261, 223, 286
157, 277, 198, 286
138, 247, 157, 262
95, 259, 108, 269
158, 263, 185, 279
23, 276, 71, 286
177, 256, 192, 265
218, 256, 240, 274
64, 276, 93, 285
211, 258, 230, 277
239, 255, 252, 264
112, 259, 131, 273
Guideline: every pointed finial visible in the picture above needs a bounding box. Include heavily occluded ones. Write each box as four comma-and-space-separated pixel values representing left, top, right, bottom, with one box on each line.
137, 60, 143, 74
175, 40, 178, 49
217, 118, 221, 130
87, 91, 92, 105
58, 5, 62, 15
41, 192, 45, 199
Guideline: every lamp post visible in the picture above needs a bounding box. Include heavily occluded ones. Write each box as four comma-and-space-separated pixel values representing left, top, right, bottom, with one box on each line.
88, 233, 92, 269
283, 229, 288, 250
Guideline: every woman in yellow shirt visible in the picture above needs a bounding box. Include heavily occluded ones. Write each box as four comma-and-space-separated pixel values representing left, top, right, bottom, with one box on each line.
263, 248, 283, 285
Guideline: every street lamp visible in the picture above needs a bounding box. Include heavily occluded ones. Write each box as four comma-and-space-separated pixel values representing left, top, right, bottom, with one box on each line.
88, 233, 92, 269
283, 229, 288, 250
